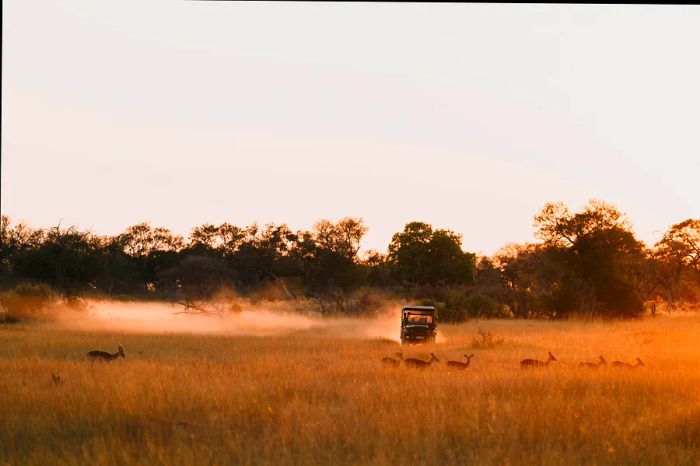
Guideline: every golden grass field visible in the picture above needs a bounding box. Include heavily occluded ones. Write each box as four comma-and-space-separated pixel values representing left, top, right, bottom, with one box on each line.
1, 312, 699, 466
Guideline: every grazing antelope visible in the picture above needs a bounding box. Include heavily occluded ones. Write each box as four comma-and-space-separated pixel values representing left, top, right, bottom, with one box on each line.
404, 353, 440, 368
579, 355, 607, 369
51, 373, 62, 385
447, 354, 474, 370
611, 357, 644, 369
381, 351, 404, 367
87, 345, 125, 362
520, 352, 557, 368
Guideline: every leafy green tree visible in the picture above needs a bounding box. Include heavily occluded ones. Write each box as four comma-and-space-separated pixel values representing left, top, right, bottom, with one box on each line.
312, 217, 367, 260
655, 219, 700, 270
492, 243, 568, 318
363, 250, 391, 287
93, 236, 142, 295
188, 222, 246, 256
159, 255, 233, 299
114, 222, 184, 292
387, 221, 476, 286
652, 219, 700, 306
387, 222, 432, 285
0, 216, 45, 284
534, 199, 645, 317
305, 249, 365, 313
301, 218, 369, 313
187, 223, 221, 255
229, 223, 298, 287
12, 226, 101, 295
495, 243, 537, 318
473, 257, 508, 304
116, 222, 184, 258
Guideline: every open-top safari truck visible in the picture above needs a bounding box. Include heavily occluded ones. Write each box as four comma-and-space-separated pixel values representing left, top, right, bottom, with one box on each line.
400, 305, 437, 344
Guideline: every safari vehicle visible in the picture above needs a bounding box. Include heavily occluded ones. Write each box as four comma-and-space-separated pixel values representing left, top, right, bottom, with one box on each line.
400, 305, 437, 344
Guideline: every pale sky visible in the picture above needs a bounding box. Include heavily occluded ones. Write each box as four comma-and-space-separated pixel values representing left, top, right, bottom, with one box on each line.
2, 2, 699, 255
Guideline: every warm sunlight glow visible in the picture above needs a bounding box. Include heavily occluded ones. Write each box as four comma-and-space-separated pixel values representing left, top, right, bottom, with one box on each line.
2, 2, 699, 254
2, 4, 699, 465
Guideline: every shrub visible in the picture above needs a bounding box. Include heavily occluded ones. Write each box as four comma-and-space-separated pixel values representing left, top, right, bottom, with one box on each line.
0, 283, 59, 323
464, 292, 509, 318
471, 327, 505, 349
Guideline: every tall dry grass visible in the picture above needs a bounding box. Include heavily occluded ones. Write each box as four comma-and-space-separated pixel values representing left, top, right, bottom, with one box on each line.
1, 314, 699, 465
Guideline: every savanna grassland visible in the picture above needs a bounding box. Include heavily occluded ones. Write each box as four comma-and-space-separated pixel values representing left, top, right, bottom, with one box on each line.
1, 314, 699, 466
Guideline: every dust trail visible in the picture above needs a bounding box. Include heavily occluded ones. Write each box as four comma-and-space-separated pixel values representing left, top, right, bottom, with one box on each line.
56, 300, 407, 341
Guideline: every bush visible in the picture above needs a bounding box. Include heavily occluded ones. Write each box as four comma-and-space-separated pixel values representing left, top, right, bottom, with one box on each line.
471, 328, 505, 349
439, 306, 469, 323
0, 283, 59, 323
408, 287, 509, 323
464, 292, 509, 318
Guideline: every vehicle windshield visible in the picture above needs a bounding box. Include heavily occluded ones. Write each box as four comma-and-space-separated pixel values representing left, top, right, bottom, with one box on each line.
404, 313, 433, 324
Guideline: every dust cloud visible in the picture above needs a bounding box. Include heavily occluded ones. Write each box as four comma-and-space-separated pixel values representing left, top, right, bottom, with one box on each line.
57, 299, 404, 341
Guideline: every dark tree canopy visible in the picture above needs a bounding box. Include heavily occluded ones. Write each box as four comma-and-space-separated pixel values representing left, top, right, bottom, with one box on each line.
1, 207, 698, 321
655, 219, 700, 271
652, 219, 700, 306
387, 222, 476, 286
533, 200, 645, 317
312, 217, 367, 260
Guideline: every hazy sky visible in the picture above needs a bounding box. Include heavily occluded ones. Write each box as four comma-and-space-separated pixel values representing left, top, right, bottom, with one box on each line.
3, 2, 699, 255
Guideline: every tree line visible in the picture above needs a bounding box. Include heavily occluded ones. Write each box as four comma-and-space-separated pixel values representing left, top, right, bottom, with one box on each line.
1, 199, 698, 321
